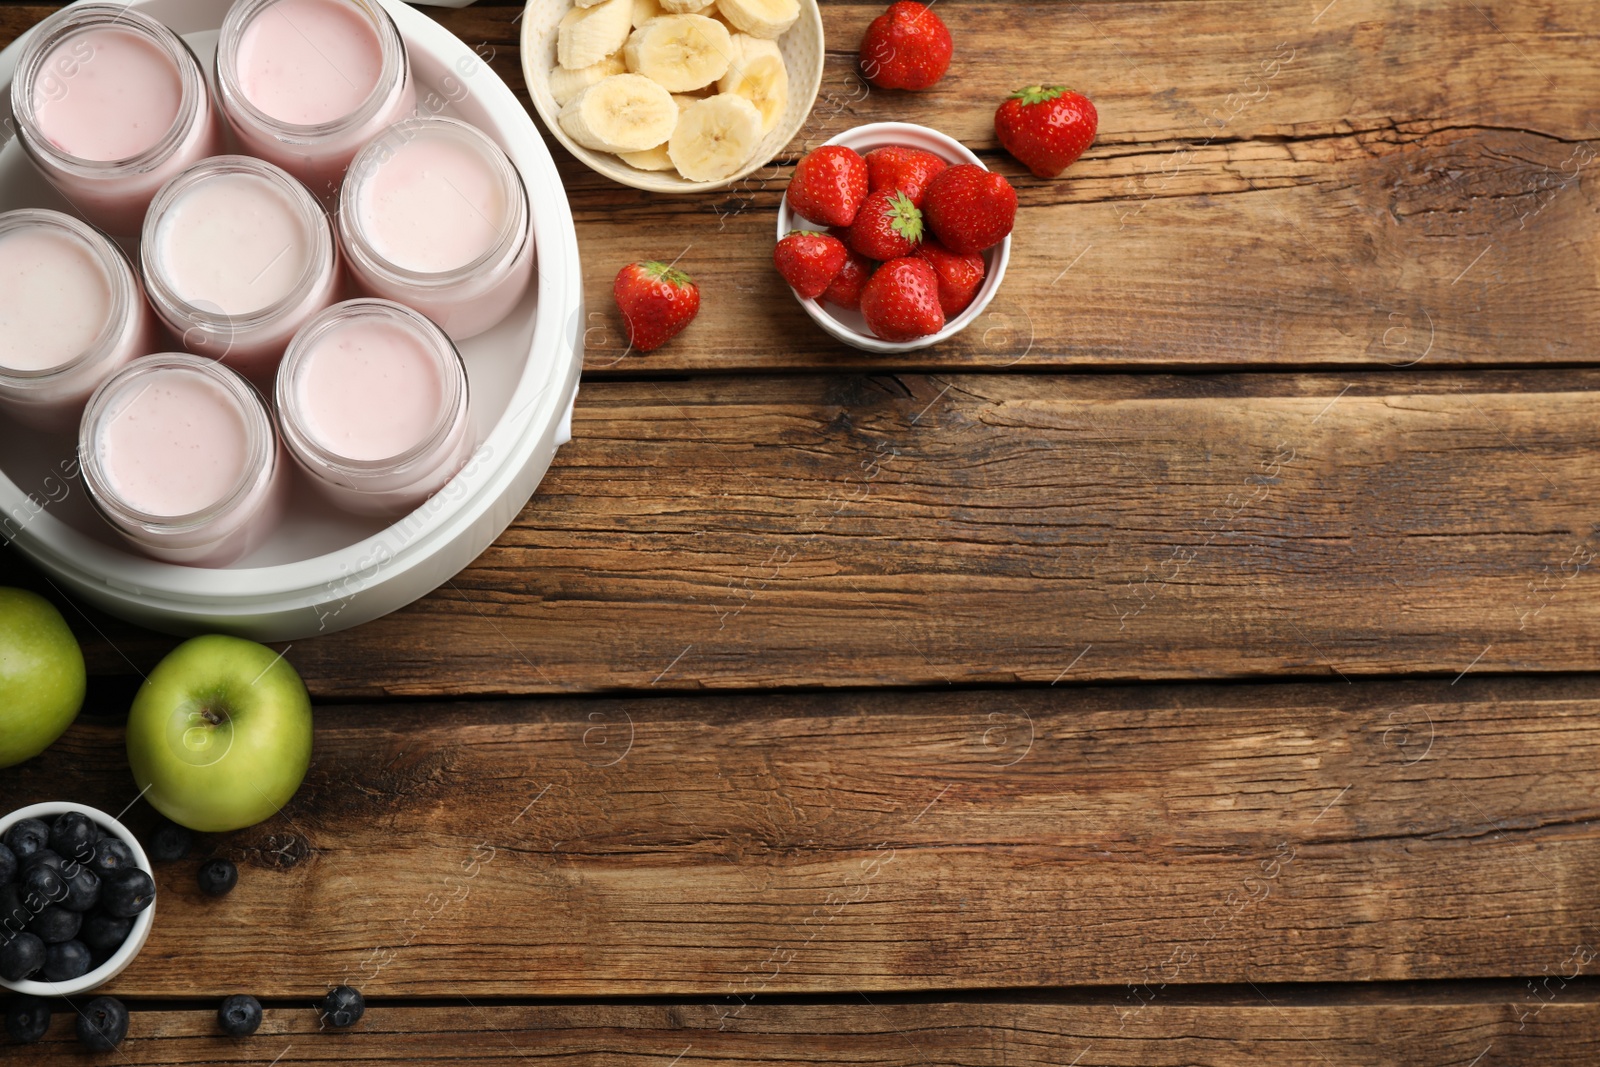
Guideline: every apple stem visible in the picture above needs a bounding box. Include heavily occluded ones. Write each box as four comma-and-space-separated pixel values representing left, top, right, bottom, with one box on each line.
201, 708, 224, 726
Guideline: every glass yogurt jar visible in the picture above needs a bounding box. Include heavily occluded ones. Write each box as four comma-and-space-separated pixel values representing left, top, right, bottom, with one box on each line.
0, 209, 155, 433
276, 299, 473, 516
141, 156, 341, 386
215, 0, 416, 199
339, 117, 534, 341
9, 5, 222, 235
80, 355, 287, 566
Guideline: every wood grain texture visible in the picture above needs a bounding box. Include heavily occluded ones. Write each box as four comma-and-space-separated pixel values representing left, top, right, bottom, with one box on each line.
8, 676, 1600, 996
13, 988, 1600, 1065
1, 1, 1596, 373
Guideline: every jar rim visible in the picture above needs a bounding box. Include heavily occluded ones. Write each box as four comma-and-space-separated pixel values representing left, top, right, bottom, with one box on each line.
140, 155, 335, 334
215, 0, 409, 143
8, 5, 208, 178
275, 299, 469, 477
338, 116, 530, 292
0, 209, 136, 388
79, 354, 277, 533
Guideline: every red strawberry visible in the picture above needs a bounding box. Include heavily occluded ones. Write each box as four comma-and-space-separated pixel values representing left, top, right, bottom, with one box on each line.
860, 256, 944, 342
922, 164, 1017, 254
821, 250, 875, 310
614, 260, 700, 353
786, 145, 869, 227
995, 85, 1098, 178
846, 188, 924, 261
915, 239, 986, 317
859, 1, 952, 91
864, 145, 948, 206
773, 230, 848, 300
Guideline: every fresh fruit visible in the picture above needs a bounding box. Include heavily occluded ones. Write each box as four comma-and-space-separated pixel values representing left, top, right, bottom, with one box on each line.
558, 0, 634, 69
847, 188, 925, 260
614, 261, 701, 352
995, 85, 1098, 178
624, 14, 732, 92
0, 589, 86, 769
61, 864, 101, 911
101, 868, 155, 919
30, 904, 81, 943
560, 73, 680, 153
4, 995, 50, 1044
863, 145, 947, 205
218, 994, 263, 1037
146, 820, 192, 863
548, 52, 628, 107
821, 250, 874, 310
78, 912, 131, 955
0, 844, 13, 886
617, 144, 676, 171
859, 1, 951, 90
916, 238, 987, 317
786, 145, 869, 227
632, 0, 664, 24
922, 164, 1017, 253
0, 932, 44, 980
320, 985, 366, 1029
47, 812, 95, 861
20, 863, 65, 906
662, 0, 716, 11
125, 635, 314, 833
75, 996, 128, 1051
198, 858, 238, 897
774, 231, 848, 299
2, 819, 48, 860
716, 0, 799, 39
668, 92, 764, 181
859, 256, 945, 341
88, 837, 134, 877
42, 939, 90, 981
717, 34, 788, 133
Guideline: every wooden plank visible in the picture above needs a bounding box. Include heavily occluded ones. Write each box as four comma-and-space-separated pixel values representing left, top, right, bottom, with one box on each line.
7, 676, 1600, 995
13, 988, 1600, 1065
2, 2, 1597, 374
6, 370, 1600, 696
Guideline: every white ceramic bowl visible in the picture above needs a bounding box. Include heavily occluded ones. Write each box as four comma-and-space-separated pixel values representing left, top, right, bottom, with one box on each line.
0, 0, 584, 640
776, 122, 1013, 353
522, 0, 824, 194
0, 802, 156, 997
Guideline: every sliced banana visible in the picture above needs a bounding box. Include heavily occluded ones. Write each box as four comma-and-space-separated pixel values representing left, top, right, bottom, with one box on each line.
549, 51, 628, 106
558, 0, 634, 70
573, 0, 607, 8
668, 92, 763, 181
619, 144, 678, 171
624, 15, 734, 92
717, 33, 786, 134
672, 93, 700, 112
631, 0, 663, 27
661, 0, 716, 11
715, 0, 797, 39
559, 73, 680, 153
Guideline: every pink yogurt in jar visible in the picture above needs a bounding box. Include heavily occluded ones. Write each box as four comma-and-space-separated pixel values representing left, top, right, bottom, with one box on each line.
10, 5, 222, 235
216, 0, 416, 199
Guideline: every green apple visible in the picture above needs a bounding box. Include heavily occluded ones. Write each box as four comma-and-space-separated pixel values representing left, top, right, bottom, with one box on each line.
126, 635, 313, 832
0, 587, 87, 768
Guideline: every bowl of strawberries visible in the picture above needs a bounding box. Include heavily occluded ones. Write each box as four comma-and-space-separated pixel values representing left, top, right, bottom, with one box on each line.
775, 122, 1015, 352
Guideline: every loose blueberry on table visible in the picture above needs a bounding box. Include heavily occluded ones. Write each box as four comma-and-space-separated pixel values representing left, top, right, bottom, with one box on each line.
198, 857, 239, 897
4, 993, 51, 1044
75, 994, 129, 1051
219, 992, 264, 1036
321, 985, 366, 1029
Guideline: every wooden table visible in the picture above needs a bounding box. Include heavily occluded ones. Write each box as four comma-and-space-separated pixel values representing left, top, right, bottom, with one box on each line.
5, 0, 1600, 1061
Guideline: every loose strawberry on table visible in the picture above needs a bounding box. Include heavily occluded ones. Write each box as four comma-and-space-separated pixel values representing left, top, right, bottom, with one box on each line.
864, 146, 948, 206
847, 188, 925, 261
995, 85, 1098, 178
821, 250, 875, 310
861, 256, 945, 341
774, 231, 849, 299
916, 239, 986, 317
859, 1, 953, 91
922, 164, 1017, 254
786, 145, 869, 227
614, 260, 701, 352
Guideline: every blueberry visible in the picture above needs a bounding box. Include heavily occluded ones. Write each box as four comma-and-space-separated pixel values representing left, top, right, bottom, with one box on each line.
79, 911, 133, 955
0, 884, 33, 937
4, 995, 50, 1044
47, 813, 96, 861
61, 864, 101, 912
102, 868, 156, 918
0, 843, 15, 886
89, 837, 135, 877
2, 819, 49, 861
0, 931, 45, 981
20, 863, 67, 906
75, 995, 128, 1051
217, 993, 263, 1036
197, 858, 238, 897
21, 849, 62, 873
145, 820, 192, 863
28, 904, 81, 944
42, 939, 92, 982
319, 985, 364, 1029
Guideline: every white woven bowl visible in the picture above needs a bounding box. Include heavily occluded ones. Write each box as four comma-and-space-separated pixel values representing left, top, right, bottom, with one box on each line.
522, 0, 823, 193
776, 122, 1013, 353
